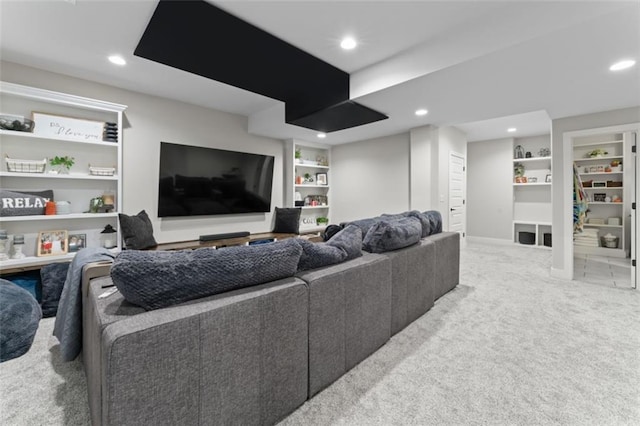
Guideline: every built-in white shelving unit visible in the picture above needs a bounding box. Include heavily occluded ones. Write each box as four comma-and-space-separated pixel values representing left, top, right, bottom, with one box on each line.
0, 81, 126, 271
572, 132, 632, 258
284, 139, 331, 233
512, 136, 552, 248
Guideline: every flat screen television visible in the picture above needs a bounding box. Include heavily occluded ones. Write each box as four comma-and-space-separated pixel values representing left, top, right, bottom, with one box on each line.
158, 142, 275, 217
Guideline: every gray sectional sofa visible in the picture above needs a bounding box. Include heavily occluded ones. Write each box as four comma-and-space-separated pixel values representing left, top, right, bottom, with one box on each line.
81, 222, 460, 425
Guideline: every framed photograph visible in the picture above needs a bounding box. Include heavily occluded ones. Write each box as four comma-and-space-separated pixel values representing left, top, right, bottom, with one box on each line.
545, 174, 552, 183
316, 173, 328, 185
68, 233, 86, 253
593, 181, 607, 188
593, 193, 607, 202
37, 230, 68, 257
589, 166, 598, 173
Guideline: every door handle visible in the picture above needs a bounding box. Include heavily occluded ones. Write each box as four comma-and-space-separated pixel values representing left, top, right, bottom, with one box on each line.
450, 208, 457, 212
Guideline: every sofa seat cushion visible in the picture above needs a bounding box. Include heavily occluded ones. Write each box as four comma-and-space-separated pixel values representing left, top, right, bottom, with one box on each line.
110, 238, 303, 310
363, 217, 422, 253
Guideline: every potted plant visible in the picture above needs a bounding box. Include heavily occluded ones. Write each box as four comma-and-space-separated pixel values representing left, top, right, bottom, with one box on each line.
316, 217, 329, 226
49, 155, 75, 174
514, 162, 525, 179
587, 148, 608, 158
303, 173, 314, 183
295, 148, 302, 163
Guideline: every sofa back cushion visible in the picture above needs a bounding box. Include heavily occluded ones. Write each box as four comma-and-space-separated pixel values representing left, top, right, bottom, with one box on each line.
382, 210, 431, 237
362, 217, 422, 253
110, 238, 303, 310
297, 225, 362, 271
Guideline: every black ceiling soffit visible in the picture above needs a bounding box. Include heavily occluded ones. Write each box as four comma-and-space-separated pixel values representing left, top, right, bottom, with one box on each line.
134, 0, 388, 133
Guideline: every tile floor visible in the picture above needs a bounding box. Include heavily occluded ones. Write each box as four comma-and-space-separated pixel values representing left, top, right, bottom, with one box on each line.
574, 254, 633, 288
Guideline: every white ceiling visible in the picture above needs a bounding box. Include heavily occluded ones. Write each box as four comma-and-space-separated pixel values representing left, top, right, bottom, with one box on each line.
1, 0, 639, 144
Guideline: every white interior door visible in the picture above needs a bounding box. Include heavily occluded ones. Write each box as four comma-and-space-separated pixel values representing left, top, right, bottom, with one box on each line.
449, 152, 465, 238
632, 131, 638, 289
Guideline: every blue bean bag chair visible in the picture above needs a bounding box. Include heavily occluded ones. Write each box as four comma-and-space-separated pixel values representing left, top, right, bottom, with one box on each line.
0, 279, 42, 362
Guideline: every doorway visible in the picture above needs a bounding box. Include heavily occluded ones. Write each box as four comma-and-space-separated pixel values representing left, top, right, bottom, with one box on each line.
449, 152, 466, 239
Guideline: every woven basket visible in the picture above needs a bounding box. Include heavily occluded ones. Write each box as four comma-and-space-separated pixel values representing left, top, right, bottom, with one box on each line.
89, 166, 116, 176
5, 155, 46, 173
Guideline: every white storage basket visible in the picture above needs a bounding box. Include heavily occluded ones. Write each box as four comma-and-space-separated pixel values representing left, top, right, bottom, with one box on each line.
5, 155, 46, 173
89, 165, 116, 176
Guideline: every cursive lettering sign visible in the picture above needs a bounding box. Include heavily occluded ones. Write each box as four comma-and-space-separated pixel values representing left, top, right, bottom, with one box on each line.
32, 112, 105, 142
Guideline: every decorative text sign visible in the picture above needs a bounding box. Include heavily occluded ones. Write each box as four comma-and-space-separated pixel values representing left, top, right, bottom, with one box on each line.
32, 112, 104, 142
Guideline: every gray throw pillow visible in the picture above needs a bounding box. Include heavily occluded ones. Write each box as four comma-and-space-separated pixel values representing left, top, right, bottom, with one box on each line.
296, 239, 346, 271
296, 225, 362, 271
273, 207, 301, 233
327, 224, 363, 260
0, 189, 53, 216
339, 217, 379, 236
118, 210, 157, 250
422, 210, 442, 235
362, 217, 422, 253
110, 238, 302, 310
406, 210, 431, 237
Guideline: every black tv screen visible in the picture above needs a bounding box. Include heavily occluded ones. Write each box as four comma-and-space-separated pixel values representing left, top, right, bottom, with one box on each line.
158, 142, 275, 217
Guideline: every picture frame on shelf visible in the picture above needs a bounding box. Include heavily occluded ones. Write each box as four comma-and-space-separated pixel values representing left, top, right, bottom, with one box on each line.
37, 230, 68, 257
593, 193, 606, 202
316, 173, 328, 185
68, 233, 86, 253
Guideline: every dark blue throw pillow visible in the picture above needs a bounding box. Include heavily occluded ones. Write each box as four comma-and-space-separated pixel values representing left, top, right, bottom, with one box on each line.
40, 262, 70, 317
111, 238, 303, 310
362, 217, 422, 253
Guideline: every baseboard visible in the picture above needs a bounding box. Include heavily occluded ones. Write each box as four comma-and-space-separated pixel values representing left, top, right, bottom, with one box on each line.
465, 236, 512, 246
550, 267, 573, 280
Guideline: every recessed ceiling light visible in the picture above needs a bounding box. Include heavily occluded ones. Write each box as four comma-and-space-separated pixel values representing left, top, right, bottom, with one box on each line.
340, 37, 357, 50
507, 128, 517, 132
317, 132, 327, 139
609, 59, 636, 71
415, 109, 428, 116
108, 55, 126, 66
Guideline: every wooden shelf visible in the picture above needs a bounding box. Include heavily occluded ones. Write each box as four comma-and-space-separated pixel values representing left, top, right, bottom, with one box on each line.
294, 184, 330, 188
294, 163, 329, 169
301, 205, 329, 209
0, 171, 118, 180
579, 172, 622, 176
512, 156, 551, 162
0, 129, 119, 147
513, 182, 551, 186
583, 223, 623, 228
573, 140, 623, 148
573, 155, 623, 163
0, 212, 118, 222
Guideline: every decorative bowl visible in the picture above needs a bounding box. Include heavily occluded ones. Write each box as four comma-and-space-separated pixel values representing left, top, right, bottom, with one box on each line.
0, 115, 34, 132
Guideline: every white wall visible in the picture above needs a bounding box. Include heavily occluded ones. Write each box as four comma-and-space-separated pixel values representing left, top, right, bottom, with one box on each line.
331, 133, 410, 223
467, 138, 513, 240
409, 125, 437, 211
0, 61, 285, 243
551, 106, 640, 278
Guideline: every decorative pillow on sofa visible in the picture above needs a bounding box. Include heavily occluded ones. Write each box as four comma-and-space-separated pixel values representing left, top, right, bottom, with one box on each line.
0, 189, 53, 217
381, 210, 431, 237
40, 262, 70, 317
362, 217, 422, 253
422, 210, 442, 235
110, 238, 303, 310
406, 211, 431, 237
118, 210, 157, 250
339, 217, 379, 236
297, 225, 362, 271
273, 207, 301, 234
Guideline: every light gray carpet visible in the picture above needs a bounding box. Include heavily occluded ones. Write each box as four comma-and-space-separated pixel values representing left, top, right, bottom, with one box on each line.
1, 241, 639, 425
